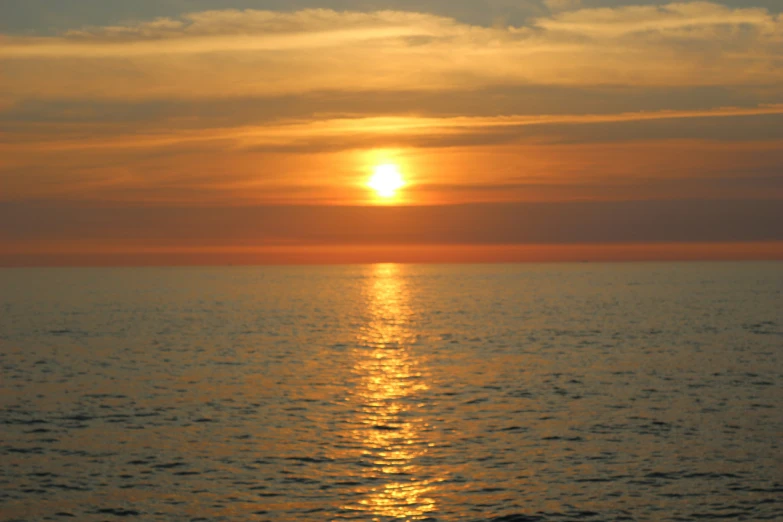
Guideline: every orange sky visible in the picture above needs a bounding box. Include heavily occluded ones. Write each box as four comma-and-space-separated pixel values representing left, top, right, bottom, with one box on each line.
1, 1, 782, 265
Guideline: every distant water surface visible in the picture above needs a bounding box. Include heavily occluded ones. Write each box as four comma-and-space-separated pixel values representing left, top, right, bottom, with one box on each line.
1, 262, 782, 521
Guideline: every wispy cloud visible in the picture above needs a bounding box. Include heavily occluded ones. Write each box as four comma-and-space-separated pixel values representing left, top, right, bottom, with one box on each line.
3, 105, 781, 154
537, 1, 779, 36
1, 3, 781, 102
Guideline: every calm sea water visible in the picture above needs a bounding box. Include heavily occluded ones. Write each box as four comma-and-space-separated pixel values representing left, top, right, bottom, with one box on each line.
1, 263, 781, 522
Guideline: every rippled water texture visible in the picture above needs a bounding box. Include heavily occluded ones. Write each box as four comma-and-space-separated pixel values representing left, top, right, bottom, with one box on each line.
1, 263, 782, 521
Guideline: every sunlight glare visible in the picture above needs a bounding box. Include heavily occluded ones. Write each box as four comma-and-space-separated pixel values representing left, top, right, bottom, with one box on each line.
369, 164, 405, 199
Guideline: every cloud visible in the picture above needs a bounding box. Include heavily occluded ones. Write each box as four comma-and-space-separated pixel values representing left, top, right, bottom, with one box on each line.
3, 105, 781, 154
3, 84, 779, 142
545, 0, 583, 13
2, 2, 781, 222
537, 2, 777, 37
1, 3, 781, 102
3, 199, 781, 247
3, 11, 450, 57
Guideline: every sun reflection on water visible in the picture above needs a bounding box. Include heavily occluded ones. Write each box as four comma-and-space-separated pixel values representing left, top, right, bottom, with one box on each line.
342, 263, 440, 519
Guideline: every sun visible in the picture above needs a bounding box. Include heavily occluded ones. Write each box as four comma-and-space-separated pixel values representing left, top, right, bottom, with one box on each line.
368, 164, 405, 199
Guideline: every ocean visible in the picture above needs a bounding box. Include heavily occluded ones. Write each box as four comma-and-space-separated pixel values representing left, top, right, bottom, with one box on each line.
1, 262, 781, 521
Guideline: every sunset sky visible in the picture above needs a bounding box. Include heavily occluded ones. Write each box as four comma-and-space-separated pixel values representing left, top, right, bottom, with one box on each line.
1, 0, 782, 265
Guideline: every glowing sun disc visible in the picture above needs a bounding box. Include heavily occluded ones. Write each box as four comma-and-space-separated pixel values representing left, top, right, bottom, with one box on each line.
369, 164, 405, 198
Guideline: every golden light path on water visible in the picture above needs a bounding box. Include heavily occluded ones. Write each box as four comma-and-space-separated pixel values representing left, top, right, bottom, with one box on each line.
343, 263, 441, 519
